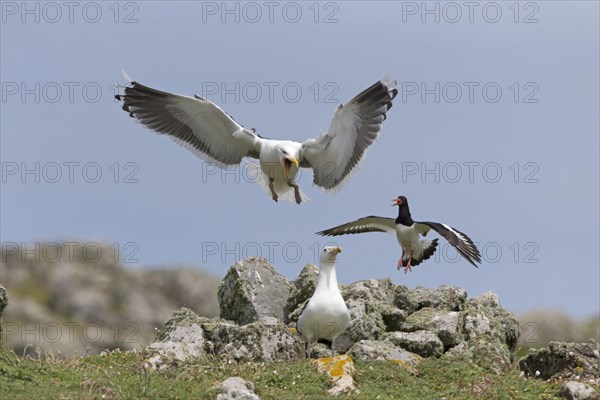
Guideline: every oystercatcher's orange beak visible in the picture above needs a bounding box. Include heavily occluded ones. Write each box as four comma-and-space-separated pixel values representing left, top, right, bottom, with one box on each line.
391, 198, 402, 206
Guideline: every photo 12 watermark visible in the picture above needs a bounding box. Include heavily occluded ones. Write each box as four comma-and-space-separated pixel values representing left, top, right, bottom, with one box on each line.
1, 161, 140, 184
200, 1, 340, 24
431, 241, 540, 265
1, 241, 140, 264
201, 240, 341, 265
400, 1, 540, 24
400, 161, 540, 184
1, 81, 136, 104
1, 1, 140, 24
400, 81, 540, 104
197, 81, 340, 104
1, 321, 140, 346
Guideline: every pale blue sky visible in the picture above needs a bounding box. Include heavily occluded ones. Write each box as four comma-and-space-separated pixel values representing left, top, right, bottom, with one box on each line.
1, 1, 598, 318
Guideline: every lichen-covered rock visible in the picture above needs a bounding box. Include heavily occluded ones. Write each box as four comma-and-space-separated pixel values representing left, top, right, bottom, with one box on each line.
285, 264, 319, 324
347, 340, 421, 372
412, 285, 468, 311
218, 257, 291, 325
519, 340, 600, 380
217, 377, 260, 400
465, 292, 519, 349
204, 316, 303, 362
560, 381, 600, 400
468, 336, 515, 374
334, 279, 395, 353
401, 308, 463, 347
148, 307, 218, 362
393, 284, 420, 315
458, 292, 520, 373
314, 355, 356, 395
147, 308, 303, 363
383, 330, 444, 357
380, 307, 407, 332
309, 343, 333, 359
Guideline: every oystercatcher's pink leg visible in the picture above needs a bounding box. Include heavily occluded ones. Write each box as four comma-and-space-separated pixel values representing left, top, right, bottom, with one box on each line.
397, 249, 406, 270
403, 251, 414, 274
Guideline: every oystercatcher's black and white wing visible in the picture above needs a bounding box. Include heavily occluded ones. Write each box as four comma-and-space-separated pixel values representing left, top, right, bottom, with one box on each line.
414, 222, 481, 267
316, 216, 396, 236
116, 72, 396, 204
301, 78, 398, 192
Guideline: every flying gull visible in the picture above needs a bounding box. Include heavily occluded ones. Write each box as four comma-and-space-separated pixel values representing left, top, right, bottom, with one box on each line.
317, 196, 482, 273
297, 246, 350, 357
115, 73, 397, 204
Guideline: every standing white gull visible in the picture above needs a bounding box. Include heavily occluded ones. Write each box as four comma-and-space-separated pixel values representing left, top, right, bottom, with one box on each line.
297, 246, 350, 358
317, 196, 482, 273
115, 73, 397, 204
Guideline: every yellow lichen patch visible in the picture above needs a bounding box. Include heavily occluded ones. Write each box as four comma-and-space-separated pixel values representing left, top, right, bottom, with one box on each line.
389, 357, 420, 374
289, 327, 297, 334
314, 355, 356, 395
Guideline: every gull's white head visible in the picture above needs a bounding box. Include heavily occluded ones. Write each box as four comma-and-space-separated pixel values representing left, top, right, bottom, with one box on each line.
320, 245, 342, 264
277, 145, 299, 179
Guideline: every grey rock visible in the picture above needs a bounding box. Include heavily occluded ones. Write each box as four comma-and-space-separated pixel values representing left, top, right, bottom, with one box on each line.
217, 377, 260, 400
519, 340, 600, 380
335, 279, 395, 353
347, 339, 421, 366
465, 292, 519, 348
285, 264, 319, 324
461, 292, 520, 373
147, 308, 303, 363
310, 343, 334, 359
393, 285, 420, 315
381, 307, 407, 332
218, 257, 291, 325
402, 308, 463, 347
384, 330, 444, 357
148, 307, 208, 362
560, 381, 600, 400
412, 285, 468, 311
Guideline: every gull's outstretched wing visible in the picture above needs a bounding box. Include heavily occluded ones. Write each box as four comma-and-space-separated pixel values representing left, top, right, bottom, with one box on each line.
316, 216, 396, 236
301, 78, 398, 192
415, 222, 481, 267
116, 75, 261, 166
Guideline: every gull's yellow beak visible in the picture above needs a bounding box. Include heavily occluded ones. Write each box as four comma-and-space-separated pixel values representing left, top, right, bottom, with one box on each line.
284, 157, 299, 179
331, 246, 342, 255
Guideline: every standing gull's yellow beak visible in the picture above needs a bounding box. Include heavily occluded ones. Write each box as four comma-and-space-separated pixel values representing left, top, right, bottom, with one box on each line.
331, 246, 342, 255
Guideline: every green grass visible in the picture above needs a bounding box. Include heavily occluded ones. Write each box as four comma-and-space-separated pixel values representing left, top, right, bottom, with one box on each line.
0, 346, 590, 399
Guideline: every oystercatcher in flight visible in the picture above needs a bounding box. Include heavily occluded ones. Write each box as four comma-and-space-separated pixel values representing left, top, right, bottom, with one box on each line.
317, 196, 481, 273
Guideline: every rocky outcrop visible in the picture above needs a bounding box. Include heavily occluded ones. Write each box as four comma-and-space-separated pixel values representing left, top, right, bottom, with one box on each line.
218, 257, 291, 325
451, 292, 520, 373
560, 381, 600, 400
147, 308, 303, 363
0, 244, 220, 356
148, 257, 521, 375
519, 340, 600, 380
347, 339, 421, 369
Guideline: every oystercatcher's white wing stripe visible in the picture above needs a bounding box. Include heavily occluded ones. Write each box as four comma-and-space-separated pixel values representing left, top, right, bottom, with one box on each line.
301, 77, 398, 192
316, 216, 396, 236
117, 79, 261, 167
415, 222, 481, 267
